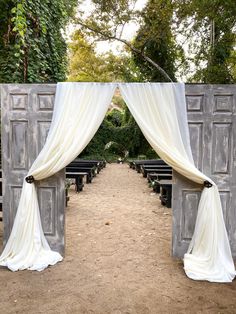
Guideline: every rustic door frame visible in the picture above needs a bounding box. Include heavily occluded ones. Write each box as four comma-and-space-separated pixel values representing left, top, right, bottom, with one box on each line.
172, 84, 236, 257
1, 84, 65, 255
1, 83, 235, 258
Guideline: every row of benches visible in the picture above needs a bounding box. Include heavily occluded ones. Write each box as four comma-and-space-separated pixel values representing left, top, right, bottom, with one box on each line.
65, 159, 106, 205
129, 159, 172, 208
0, 160, 105, 220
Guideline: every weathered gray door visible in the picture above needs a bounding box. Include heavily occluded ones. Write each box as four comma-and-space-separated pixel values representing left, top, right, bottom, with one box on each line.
172, 84, 236, 257
1, 84, 65, 255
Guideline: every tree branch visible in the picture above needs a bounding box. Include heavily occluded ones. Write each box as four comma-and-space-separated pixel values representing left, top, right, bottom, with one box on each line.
75, 20, 173, 82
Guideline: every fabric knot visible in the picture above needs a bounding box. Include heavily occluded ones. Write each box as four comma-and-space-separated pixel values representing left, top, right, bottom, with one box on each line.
25, 175, 35, 184
204, 180, 213, 188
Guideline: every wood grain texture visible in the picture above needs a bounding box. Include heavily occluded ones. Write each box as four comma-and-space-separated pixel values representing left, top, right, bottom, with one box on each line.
1, 84, 65, 255
172, 84, 236, 257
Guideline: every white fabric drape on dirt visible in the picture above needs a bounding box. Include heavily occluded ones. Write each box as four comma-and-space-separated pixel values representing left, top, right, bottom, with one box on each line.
119, 83, 235, 283
0, 82, 235, 283
0, 82, 116, 271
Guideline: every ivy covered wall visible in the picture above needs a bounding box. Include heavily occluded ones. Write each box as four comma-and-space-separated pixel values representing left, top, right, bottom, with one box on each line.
80, 106, 158, 161
0, 0, 77, 83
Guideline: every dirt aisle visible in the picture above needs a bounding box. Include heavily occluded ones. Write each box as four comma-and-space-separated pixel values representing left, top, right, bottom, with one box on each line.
0, 163, 235, 314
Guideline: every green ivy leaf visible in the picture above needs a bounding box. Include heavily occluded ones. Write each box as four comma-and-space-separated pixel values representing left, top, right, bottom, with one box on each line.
19, 30, 25, 37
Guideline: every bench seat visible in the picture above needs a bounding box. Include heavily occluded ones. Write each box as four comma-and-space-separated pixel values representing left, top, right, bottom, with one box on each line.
142, 168, 172, 178
148, 174, 172, 193
66, 172, 87, 191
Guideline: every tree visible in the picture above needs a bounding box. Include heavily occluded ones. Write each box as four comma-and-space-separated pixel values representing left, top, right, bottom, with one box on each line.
68, 30, 142, 82
132, 0, 179, 82
175, 0, 236, 83
0, 0, 77, 83
74, 0, 174, 81
74, 0, 236, 83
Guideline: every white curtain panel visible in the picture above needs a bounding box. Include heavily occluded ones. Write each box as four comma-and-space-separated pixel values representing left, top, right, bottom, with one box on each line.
0, 82, 116, 271
119, 83, 236, 282
0, 82, 235, 283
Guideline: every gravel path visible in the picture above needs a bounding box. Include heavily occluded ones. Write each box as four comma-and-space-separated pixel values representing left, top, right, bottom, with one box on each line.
0, 163, 235, 313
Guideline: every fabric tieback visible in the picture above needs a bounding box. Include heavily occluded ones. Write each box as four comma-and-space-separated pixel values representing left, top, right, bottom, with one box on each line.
25, 175, 35, 184
0, 82, 116, 272
204, 181, 213, 188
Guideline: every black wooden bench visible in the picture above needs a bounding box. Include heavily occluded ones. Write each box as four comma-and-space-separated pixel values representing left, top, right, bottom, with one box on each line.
157, 179, 173, 208
69, 161, 100, 173
142, 167, 172, 178
66, 167, 93, 183
66, 172, 88, 192
141, 164, 171, 177
147, 173, 172, 183
134, 159, 167, 173
142, 164, 170, 169
130, 159, 167, 173
77, 159, 106, 168
67, 163, 97, 176
73, 159, 106, 172
148, 173, 172, 193
65, 188, 69, 207
65, 159, 106, 203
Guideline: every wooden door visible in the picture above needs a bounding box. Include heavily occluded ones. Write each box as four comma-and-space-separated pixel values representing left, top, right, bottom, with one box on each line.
1, 84, 65, 255
172, 84, 236, 257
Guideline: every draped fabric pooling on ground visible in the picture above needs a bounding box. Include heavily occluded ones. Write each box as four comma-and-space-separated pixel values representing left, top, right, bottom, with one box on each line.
0, 82, 235, 282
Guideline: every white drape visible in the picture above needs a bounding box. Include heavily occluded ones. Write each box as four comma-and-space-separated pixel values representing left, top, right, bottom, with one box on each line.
0, 82, 235, 283
119, 83, 235, 282
0, 82, 116, 271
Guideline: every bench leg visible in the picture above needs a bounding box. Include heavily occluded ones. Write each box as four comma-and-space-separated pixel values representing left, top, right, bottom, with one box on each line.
75, 177, 84, 192
143, 171, 148, 178
166, 187, 172, 208
65, 189, 69, 207
153, 183, 160, 193
159, 186, 172, 208
86, 174, 92, 184
160, 187, 166, 206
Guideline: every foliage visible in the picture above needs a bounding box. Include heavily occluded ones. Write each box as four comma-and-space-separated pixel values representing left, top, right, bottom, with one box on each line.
74, 0, 173, 81
104, 141, 128, 159
67, 30, 143, 82
77, 0, 139, 40
132, 0, 178, 82
0, 0, 77, 83
106, 109, 123, 127
81, 119, 112, 158
74, 0, 236, 83
79, 99, 156, 162
70, 0, 177, 162
229, 50, 236, 81
175, 0, 236, 83
132, 0, 236, 83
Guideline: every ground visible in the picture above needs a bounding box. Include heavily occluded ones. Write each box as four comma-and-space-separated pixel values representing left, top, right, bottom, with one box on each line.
0, 163, 235, 314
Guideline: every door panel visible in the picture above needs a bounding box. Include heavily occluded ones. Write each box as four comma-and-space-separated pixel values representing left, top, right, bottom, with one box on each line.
1, 84, 65, 255
172, 85, 236, 257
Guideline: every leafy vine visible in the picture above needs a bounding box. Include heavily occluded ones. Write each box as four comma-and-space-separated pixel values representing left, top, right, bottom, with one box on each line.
0, 0, 77, 83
